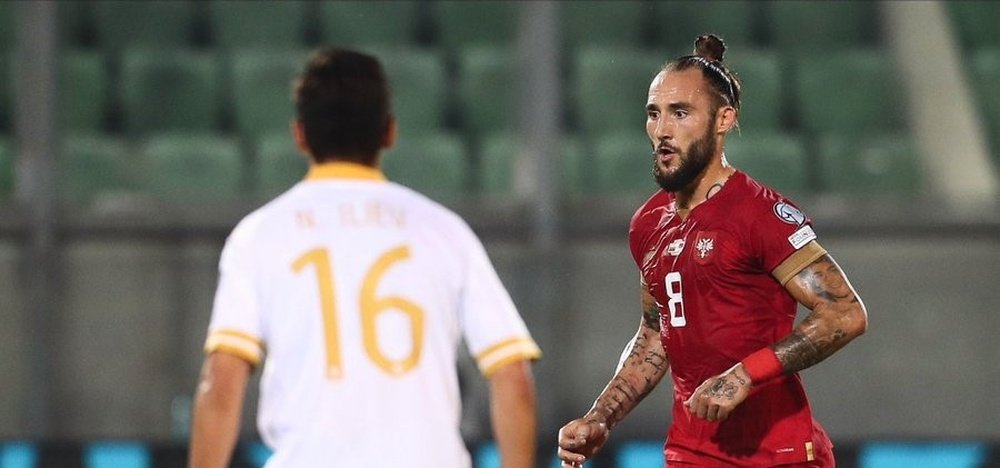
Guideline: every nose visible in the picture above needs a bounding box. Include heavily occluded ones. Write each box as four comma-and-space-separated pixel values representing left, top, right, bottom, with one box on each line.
649, 115, 673, 142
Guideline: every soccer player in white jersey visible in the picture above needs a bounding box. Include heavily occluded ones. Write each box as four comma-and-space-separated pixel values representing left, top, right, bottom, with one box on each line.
189, 49, 542, 468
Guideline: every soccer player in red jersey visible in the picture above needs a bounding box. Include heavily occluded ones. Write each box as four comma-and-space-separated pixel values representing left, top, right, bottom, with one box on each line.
557, 35, 868, 467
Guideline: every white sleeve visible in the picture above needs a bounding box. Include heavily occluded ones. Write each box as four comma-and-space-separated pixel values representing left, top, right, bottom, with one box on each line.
458, 230, 541, 377
203, 222, 265, 366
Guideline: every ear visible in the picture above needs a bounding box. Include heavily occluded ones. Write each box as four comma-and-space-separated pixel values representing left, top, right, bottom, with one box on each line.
291, 120, 313, 159
381, 116, 398, 150
715, 106, 738, 134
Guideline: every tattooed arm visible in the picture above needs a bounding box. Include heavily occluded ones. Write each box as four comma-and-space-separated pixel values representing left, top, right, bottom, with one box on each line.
773, 253, 868, 373
557, 282, 670, 467
684, 245, 868, 422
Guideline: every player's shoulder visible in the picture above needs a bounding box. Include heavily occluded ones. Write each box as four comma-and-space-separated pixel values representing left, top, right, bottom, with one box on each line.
730, 171, 809, 221
630, 189, 673, 233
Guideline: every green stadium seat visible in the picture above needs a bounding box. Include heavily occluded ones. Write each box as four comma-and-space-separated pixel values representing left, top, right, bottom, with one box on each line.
382, 132, 468, 201
0, 53, 9, 132
456, 46, 517, 137
560, 1, 645, 49
766, 1, 877, 54
592, 130, 655, 197
573, 47, 661, 134
229, 48, 309, 137
724, 131, 808, 194
727, 49, 784, 132
208, 0, 308, 49
654, 1, 758, 51
59, 134, 133, 205
0, 2, 14, 51
478, 132, 585, 197
120, 48, 222, 135
793, 50, 904, 135
139, 133, 243, 202
61, 51, 109, 132
0, 137, 12, 199
431, 1, 518, 50
970, 49, 1000, 163
817, 134, 922, 194
254, 131, 308, 199
319, 1, 420, 47
948, 1, 1000, 51
369, 47, 447, 137
92, 0, 196, 51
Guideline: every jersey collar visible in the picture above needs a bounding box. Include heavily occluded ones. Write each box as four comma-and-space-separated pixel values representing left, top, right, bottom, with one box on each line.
306, 162, 386, 182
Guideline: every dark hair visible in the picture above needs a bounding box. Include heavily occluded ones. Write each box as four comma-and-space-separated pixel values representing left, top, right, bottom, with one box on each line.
293, 49, 391, 164
663, 34, 742, 119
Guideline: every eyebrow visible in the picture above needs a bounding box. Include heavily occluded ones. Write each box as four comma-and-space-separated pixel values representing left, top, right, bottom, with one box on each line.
646, 101, 694, 112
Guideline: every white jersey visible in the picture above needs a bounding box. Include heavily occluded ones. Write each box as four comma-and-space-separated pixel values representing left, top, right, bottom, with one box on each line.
204, 162, 541, 467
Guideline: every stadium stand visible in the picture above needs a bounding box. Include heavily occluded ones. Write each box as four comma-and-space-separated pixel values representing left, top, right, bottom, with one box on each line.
207, 0, 308, 49
654, 0, 759, 50
58, 134, 132, 205
478, 132, 585, 197
119, 47, 222, 135
83, 441, 150, 468
592, 130, 655, 197
382, 131, 468, 201
726, 49, 785, 132
0, 2, 13, 52
228, 48, 309, 138
61, 51, 109, 132
0, 137, 11, 199
766, 0, 878, 54
369, 47, 448, 137
559, 1, 645, 49
572, 47, 661, 134
817, 134, 923, 194
724, 131, 809, 194
970, 48, 1000, 164
456, 46, 517, 138
138, 133, 242, 202
92, 0, 197, 52
0, 442, 37, 468
253, 131, 308, 199
430, 1, 518, 50
0, 52, 8, 133
792, 49, 905, 136
947, 0, 1000, 51
318, 1, 420, 47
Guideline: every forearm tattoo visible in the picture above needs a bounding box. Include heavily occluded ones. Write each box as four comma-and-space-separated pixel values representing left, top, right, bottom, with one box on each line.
774, 256, 863, 374
592, 301, 669, 427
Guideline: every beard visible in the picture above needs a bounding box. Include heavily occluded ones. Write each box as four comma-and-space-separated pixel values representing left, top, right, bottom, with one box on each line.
653, 118, 717, 192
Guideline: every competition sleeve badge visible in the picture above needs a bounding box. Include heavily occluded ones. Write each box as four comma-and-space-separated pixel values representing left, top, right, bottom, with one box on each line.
693, 231, 716, 265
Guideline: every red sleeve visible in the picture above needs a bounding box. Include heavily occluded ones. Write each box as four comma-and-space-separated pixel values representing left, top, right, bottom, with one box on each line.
748, 195, 817, 272
628, 191, 670, 267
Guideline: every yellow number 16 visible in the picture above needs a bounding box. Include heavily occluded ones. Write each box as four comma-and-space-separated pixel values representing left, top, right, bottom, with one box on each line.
292, 245, 425, 379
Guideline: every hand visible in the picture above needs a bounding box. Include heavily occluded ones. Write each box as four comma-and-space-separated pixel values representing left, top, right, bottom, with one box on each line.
556, 416, 609, 467
683, 363, 751, 422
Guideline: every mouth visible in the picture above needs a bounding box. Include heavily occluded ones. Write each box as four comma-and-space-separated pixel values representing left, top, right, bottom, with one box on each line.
656, 144, 679, 164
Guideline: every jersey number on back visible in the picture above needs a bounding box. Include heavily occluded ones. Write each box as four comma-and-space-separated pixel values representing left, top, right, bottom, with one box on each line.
293, 245, 425, 379
665, 271, 686, 327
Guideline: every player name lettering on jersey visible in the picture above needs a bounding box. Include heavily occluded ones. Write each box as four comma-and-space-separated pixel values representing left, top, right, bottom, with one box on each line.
338, 201, 406, 228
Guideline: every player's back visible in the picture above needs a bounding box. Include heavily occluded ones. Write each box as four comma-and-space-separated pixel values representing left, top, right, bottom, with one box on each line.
221, 164, 481, 467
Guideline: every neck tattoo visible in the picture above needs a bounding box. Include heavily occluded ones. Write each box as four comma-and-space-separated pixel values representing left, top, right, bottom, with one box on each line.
705, 171, 734, 200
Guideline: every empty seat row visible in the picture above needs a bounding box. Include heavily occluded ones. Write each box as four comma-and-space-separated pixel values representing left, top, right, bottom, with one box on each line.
0, 131, 925, 208
0, 1, 889, 54
0, 45, 920, 140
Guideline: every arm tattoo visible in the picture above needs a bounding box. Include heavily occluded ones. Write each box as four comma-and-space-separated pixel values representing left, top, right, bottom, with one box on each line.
591, 300, 669, 428
775, 255, 864, 374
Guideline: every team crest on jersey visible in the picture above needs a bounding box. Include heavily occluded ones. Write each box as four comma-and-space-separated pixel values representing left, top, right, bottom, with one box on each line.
666, 238, 686, 256
693, 231, 716, 265
773, 201, 806, 225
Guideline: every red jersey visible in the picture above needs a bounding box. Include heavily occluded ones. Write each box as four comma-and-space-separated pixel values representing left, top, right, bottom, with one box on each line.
628, 171, 833, 467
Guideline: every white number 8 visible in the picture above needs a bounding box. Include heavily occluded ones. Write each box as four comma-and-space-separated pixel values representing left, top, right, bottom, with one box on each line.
665, 272, 686, 327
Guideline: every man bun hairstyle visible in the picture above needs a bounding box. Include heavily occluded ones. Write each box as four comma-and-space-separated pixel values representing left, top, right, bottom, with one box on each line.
294, 48, 391, 164
665, 34, 742, 119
